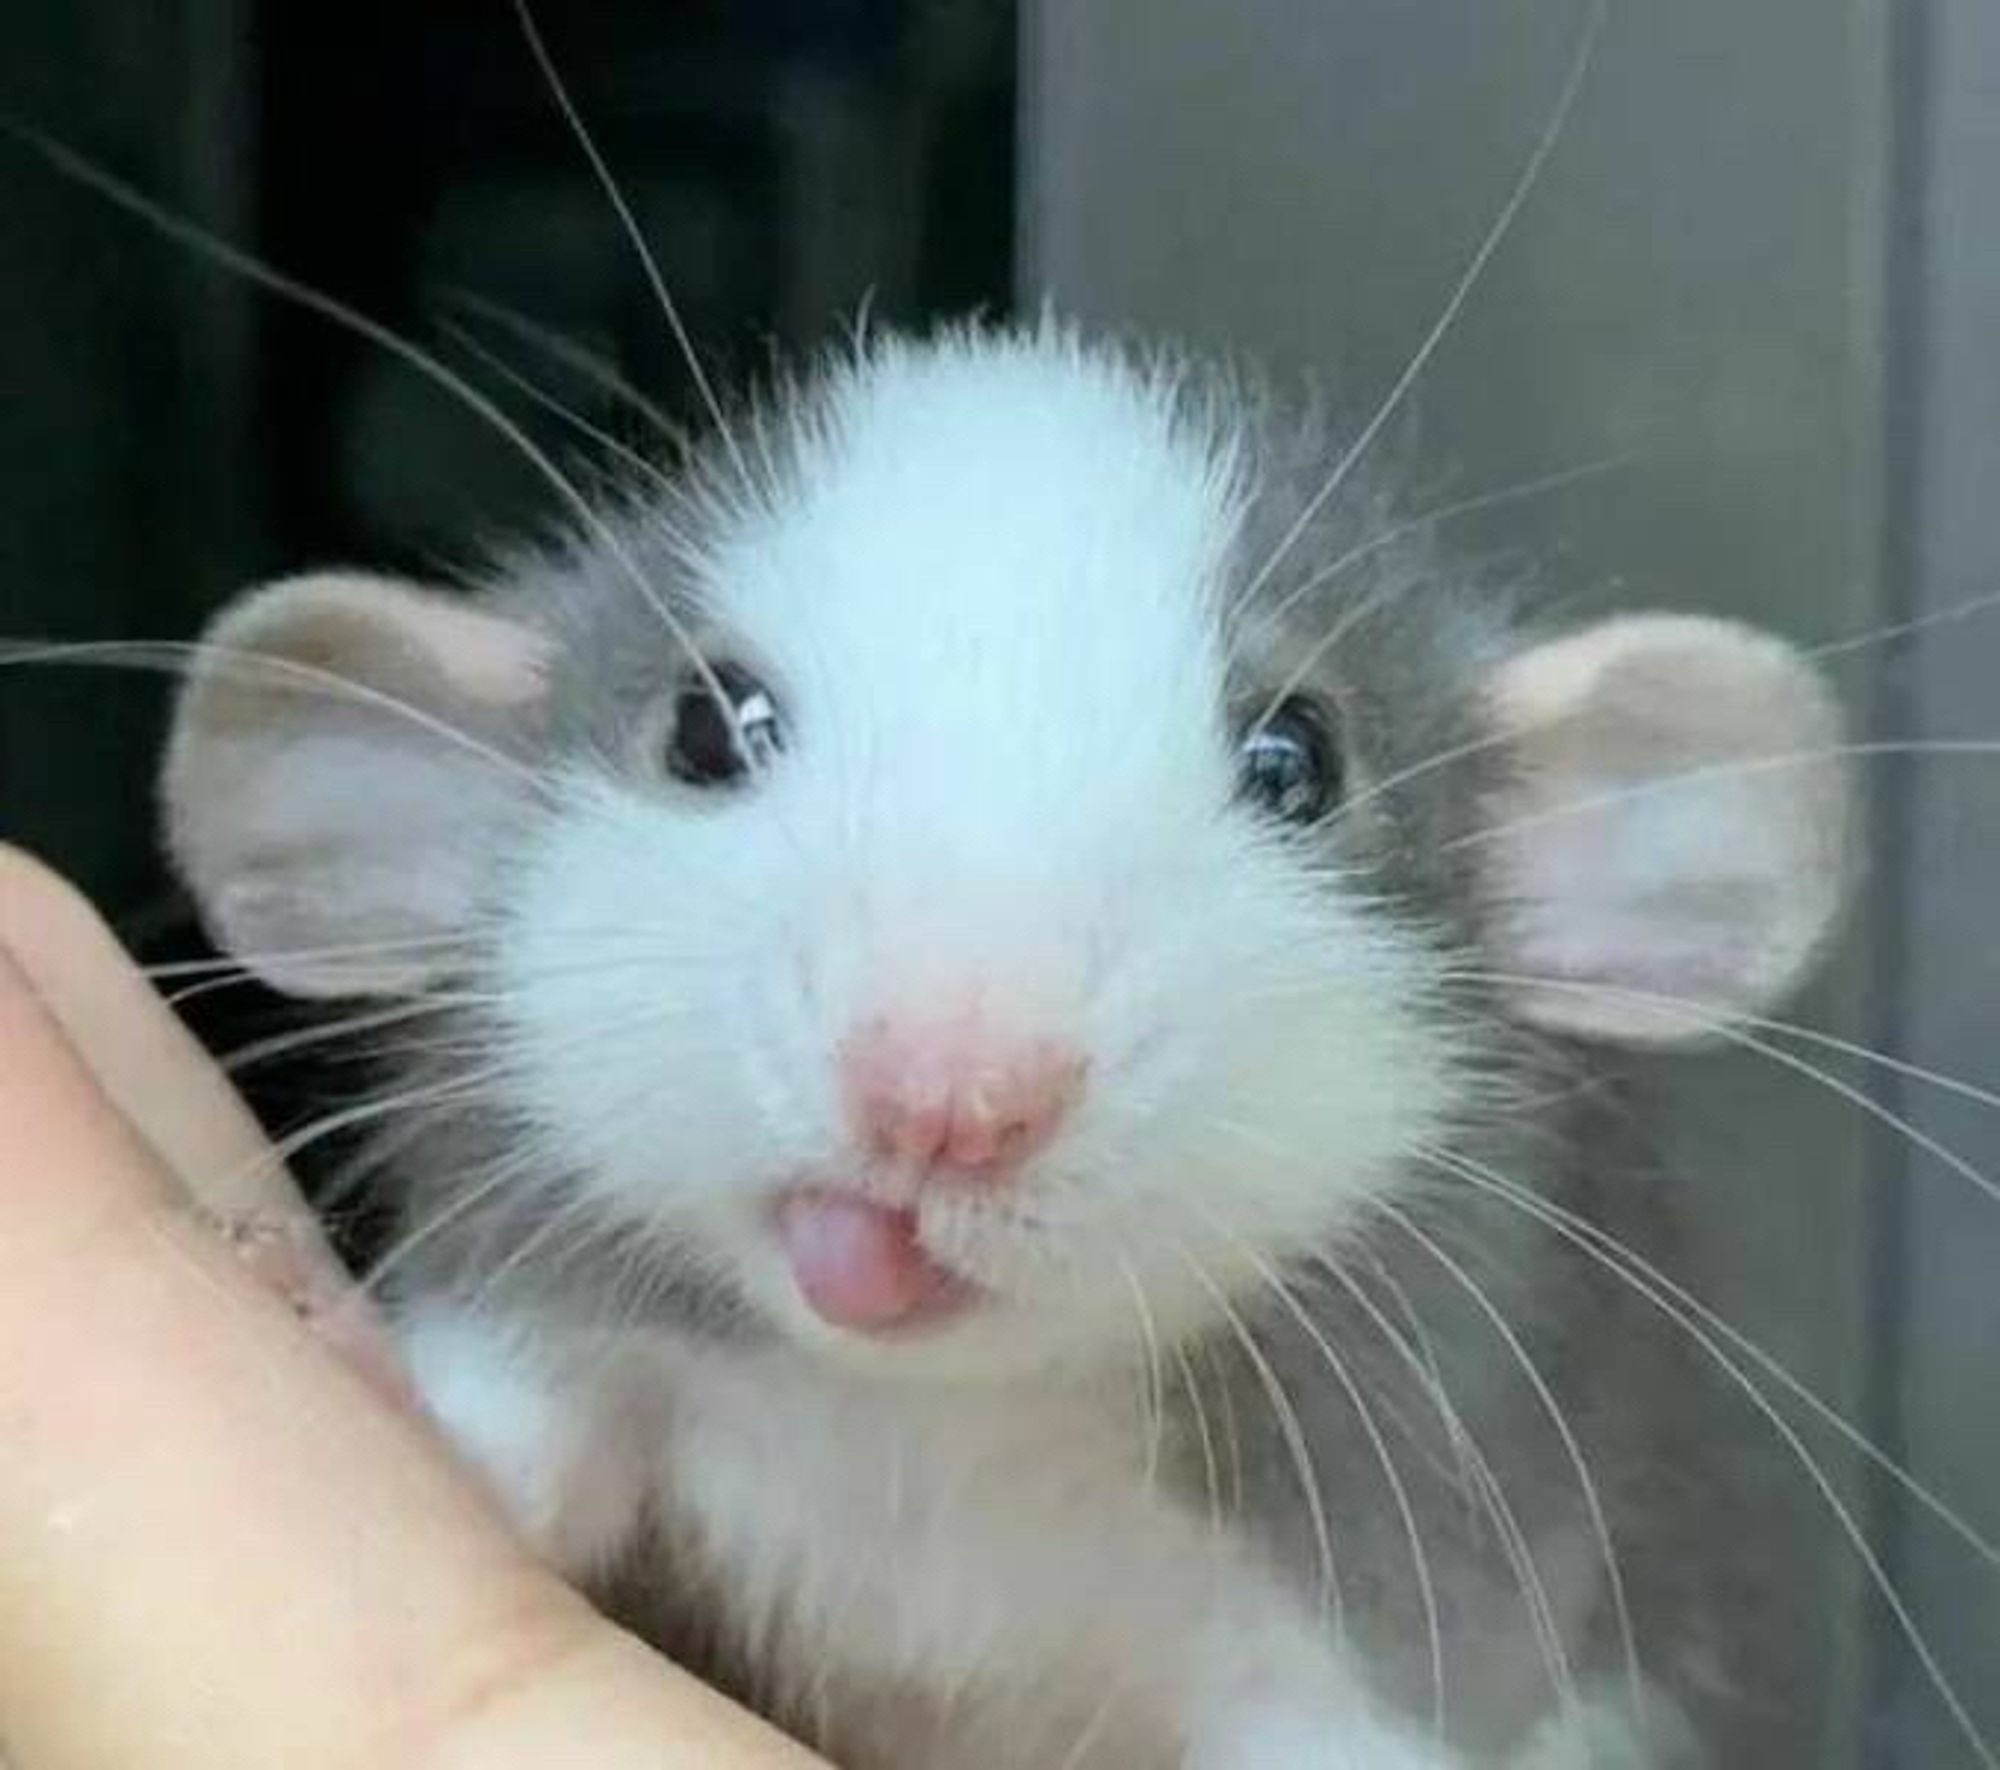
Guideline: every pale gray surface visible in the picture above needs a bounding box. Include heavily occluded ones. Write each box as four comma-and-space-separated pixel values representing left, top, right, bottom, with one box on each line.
1019, 1, 1994, 1763
1881, 0, 2000, 1760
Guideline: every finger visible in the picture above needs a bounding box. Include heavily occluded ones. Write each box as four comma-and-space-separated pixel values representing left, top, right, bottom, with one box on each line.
0, 958, 823, 1770
0, 846, 277, 1210
0, 847, 396, 1392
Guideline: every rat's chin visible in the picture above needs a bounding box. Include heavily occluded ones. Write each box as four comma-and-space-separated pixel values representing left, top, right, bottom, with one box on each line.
768, 1186, 987, 1341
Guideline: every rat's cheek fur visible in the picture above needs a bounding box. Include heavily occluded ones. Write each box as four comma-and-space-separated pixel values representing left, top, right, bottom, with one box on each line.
487, 776, 1470, 1376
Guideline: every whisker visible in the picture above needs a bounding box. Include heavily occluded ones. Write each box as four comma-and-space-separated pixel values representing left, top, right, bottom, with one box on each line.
440, 287, 685, 443
1117, 1255, 1168, 1499
508, 0, 751, 488
1, 120, 754, 764
1420, 1142, 1999, 1770
265, 1070, 508, 1171
1443, 739, 2000, 857
1448, 970, 2000, 1217
137, 931, 498, 985
213, 998, 476, 1077
1366, 1196, 1638, 1719
1173, 1240, 1343, 1642
1234, 449, 1633, 658
1171, 1339, 1224, 1538
1236, 0, 1606, 607
1449, 967, 2000, 1124
1197, 1332, 1247, 1522
1317, 1235, 1580, 1724
1052, 1679, 1124, 1770
361, 1150, 554, 1299
1806, 585, 2000, 664
1344, 1241, 1455, 1455
1185, 1203, 1445, 1739
1335, 726, 1519, 829
1411, 1098, 2000, 1574
459, 1189, 618, 1320
440, 318, 681, 501
0, 638, 547, 792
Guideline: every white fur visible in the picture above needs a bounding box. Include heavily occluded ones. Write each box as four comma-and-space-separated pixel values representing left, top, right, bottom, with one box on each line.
400, 1306, 654, 1574
1503, 1683, 1695, 1770
493, 335, 1464, 1379
406, 1305, 1467, 1768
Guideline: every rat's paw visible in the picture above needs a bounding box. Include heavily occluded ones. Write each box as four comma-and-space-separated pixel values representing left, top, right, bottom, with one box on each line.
398, 1306, 651, 1576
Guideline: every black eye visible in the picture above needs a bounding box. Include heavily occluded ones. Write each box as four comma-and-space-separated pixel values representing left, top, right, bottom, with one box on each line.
665, 662, 784, 788
1238, 696, 1340, 825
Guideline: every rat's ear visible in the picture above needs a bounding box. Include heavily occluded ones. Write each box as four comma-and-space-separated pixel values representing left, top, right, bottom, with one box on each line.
162, 572, 549, 998
1478, 613, 1849, 1046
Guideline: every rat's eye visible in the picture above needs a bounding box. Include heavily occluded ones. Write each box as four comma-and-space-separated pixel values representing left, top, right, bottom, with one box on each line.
666, 662, 784, 787
1238, 696, 1340, 825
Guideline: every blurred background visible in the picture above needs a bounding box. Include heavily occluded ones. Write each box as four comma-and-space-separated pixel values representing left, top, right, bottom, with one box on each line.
2, 2, 1995, 1764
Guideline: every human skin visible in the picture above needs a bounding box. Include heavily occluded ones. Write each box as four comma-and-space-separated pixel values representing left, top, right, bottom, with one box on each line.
0, 846, 826, 1770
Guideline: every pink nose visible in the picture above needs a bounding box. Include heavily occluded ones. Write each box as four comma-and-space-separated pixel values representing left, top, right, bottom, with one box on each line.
841, 1016, 1085, 1182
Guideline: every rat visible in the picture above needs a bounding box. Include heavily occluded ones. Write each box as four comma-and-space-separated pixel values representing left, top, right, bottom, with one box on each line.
158, 320, 1849, 1768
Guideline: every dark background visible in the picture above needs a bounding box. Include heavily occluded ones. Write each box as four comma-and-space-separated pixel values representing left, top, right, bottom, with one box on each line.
0, 0, 1014, 1217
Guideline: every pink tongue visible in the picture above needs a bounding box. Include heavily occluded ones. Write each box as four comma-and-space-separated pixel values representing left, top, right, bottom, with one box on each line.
775, 1191, 969, 1331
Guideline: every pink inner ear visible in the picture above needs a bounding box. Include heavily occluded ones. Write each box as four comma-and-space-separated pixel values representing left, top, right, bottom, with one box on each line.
1483, 614, 1849, 1046
164, 572, 552, 999
403, 597, 550, 706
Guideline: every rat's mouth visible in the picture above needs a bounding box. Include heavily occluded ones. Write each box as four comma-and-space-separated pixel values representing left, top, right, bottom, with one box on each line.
773, 1187, 983, 1334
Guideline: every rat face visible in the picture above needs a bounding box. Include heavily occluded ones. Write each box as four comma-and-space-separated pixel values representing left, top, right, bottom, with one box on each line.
487, 335, 1468, 1375
162, 326, 1849, 1380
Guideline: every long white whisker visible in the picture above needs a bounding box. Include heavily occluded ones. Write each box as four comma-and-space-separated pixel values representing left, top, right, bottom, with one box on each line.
1421, 1053, 2000, 1571
1235, 450, 1632, 654
1117, 1255, 1168, 1499
1444, 740, 2000, 856
460, 1189, 618, 1320
1172, 1339, 1224, 1539
1187, 1204, 1445, 1738
508, 0, 750, 487
137, 932, 498, 985
1053, 1678, 1125, 1770
1367, 1197, 1637, 1718
1451, 970, 2000, 1217
1322, 1237, 1580, 1724
0, 638, 546, 791
4, 122, 752, 759
1336, 726, 1518, 828
361, 1150, 556, 1298
1452, 967, 2000, 1124
440, 317, 681, 501
1805, 585, 2000, 663
1419, 1141, 1997, 1770
441, 286, 685, 442
1177, 1243, 1343, 1641
222, 1065, 519, 1224
215, 998, 471, 1076
1198, 1331, 1247, 1522
1237, 0, 1606, 606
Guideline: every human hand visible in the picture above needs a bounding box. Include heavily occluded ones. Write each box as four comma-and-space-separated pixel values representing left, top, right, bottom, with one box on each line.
0, 847, 826, 1769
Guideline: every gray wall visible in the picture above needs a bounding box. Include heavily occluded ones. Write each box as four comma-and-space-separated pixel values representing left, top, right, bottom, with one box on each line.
1023, 1, 1995, 1762
1881, 0, 2000, 1760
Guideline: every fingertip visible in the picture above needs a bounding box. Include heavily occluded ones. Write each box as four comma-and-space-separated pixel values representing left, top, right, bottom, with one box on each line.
0, 841, 280, 1211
